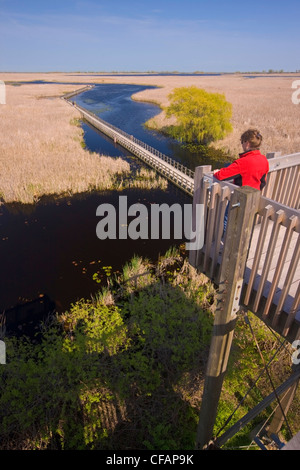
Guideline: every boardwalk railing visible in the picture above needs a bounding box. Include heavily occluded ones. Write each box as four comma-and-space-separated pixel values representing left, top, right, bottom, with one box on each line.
191, 159, 300, 449
189, 162, 300, 343
62, 85, 94, 100
263, 152, 300, 209
71, 103, 195, 195
244, 195, 299, 339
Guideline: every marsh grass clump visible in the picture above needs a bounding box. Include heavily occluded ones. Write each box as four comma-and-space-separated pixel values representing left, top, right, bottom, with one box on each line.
0, 83, 172, 204
0, 83, 130, 204
126, 167, 168, 190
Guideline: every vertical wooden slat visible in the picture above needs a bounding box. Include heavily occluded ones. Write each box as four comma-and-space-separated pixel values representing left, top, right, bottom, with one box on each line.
196, 178, 211, 268
272, 170, 281, 201
276, 168, 286, 203
244, 205, 274, 305
272, 234, 300, 328
282, 282, 300, 337
189, 166, 211, 269
289, 167, 300, 209
285, 167, 298, 208
203, 183, 219, 273
280, 167, 292, 205
210, 185, 231, 281
253, 210, 285, 312
262, 215, 298, 320
263, 171, 276, 200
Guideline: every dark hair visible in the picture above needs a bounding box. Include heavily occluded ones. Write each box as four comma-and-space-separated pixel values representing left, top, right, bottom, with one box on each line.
240, 129, 263, 149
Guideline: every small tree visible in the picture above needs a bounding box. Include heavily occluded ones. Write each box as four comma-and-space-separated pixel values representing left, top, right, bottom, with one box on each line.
165, 86, 233, 144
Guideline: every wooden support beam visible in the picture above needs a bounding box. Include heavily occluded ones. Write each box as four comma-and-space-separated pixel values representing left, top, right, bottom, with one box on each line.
267, 377, 299, 437
195, 186, 261, 450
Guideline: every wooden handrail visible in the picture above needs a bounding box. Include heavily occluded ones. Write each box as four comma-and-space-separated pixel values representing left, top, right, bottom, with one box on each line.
193, 170, 300, 448
268, 152, 300, 172
190, 164, 300, 343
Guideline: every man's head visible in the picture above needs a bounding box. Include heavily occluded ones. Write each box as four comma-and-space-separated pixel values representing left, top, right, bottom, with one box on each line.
240, 129, 262, 150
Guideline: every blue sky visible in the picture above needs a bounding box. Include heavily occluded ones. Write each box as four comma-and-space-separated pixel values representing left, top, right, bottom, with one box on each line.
0, 0, 299, 72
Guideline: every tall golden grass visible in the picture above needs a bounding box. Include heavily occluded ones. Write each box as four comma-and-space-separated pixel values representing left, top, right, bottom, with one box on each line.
126, 168, 168, 189
127, 74, 300, 156
1, 73, 299, 205
0, 83, 130, 204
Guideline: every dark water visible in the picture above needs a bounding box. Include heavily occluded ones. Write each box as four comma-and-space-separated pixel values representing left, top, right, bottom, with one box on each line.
0, 83, 226, 328
0, 187, 190, 319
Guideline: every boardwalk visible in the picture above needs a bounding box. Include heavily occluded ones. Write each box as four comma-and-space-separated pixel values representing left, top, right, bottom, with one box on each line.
71, 102, 195, 195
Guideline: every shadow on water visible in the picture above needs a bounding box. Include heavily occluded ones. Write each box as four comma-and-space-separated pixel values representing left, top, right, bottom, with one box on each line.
0, 186, 191, 333
1, 82, 228, 333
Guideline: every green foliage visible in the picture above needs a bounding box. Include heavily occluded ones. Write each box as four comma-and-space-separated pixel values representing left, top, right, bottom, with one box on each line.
2, 250, 296, 451
165, 86, 233, 144
212, 312, 298, 449
0, 249, 214, 450
0, 301, 129, 450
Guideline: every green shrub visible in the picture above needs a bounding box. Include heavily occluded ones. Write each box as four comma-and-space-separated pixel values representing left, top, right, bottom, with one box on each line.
1, 252, 298, 450
165, 86, 233, 144
0, 250, 214, 450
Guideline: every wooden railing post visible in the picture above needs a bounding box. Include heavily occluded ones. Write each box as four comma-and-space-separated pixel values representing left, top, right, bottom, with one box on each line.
195, 186, 261, 450
189, 165, 211, 268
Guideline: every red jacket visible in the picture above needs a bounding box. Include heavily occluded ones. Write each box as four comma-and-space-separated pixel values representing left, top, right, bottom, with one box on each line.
214, 149, 269, 190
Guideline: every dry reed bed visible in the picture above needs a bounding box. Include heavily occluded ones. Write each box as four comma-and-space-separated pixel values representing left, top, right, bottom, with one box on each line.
1, 73, 299, 204
3, 74, 299, 156
121, 74, 300, 157
28, 72, 296, 157
0, 82, 130, 204
126, 168, 168, 190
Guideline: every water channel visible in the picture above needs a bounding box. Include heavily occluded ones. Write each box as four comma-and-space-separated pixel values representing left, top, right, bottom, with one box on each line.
0, 83, 229, 331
